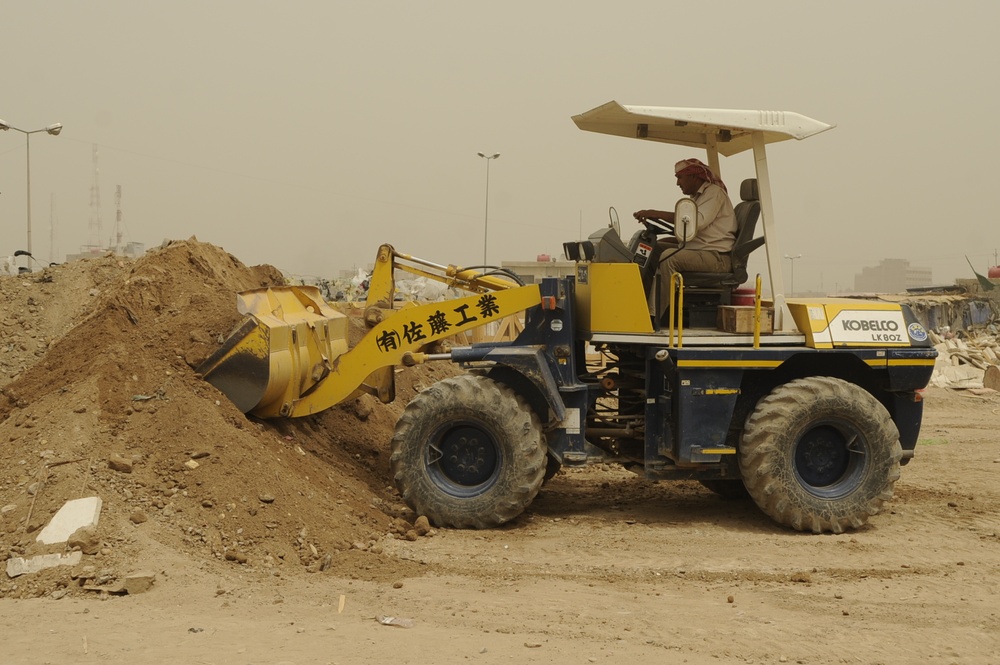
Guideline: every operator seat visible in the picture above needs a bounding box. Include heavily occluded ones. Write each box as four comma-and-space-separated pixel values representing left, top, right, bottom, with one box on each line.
660, 178, 764, 328
682, 178, 764, 292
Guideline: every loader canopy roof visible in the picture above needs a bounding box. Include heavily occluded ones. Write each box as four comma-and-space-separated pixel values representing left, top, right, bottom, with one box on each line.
571, 101, 834, 157
572, 101, 835, 332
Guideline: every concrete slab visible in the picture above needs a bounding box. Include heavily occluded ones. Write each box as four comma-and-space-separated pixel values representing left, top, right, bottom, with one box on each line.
123, 571, 156, 594
36, 497, 103, 545
6, 551, 83, 578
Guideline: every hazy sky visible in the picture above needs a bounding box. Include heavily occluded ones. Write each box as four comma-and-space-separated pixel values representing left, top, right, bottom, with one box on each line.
3, 1, 998, 293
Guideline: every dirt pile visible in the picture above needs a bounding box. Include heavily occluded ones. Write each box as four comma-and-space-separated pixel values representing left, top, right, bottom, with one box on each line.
0, 239, 446, 598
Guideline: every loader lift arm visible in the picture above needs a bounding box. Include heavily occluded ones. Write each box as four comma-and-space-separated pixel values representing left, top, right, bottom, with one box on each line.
198, 244, 542, 419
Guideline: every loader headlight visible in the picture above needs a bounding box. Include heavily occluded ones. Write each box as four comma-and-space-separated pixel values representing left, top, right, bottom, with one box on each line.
563, 241, 594, 262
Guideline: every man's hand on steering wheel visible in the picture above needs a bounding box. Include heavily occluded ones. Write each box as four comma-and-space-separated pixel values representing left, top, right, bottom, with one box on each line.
633, 210, 674, 235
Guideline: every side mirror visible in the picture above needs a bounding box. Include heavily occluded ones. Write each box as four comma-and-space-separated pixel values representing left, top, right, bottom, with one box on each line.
674, 198, 698, 242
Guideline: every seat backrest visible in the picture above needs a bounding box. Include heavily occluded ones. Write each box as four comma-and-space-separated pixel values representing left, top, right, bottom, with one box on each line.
730, 179, 762, 275
733, 179, 760, 247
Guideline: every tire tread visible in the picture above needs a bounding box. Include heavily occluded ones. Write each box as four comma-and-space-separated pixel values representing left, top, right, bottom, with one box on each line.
739, 376, 901, 534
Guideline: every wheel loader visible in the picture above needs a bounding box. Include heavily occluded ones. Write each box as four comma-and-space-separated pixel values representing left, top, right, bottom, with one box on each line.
198, 102, 938, 534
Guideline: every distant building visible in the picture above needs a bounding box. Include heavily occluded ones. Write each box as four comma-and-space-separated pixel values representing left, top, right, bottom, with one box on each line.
853, 259, 932, 293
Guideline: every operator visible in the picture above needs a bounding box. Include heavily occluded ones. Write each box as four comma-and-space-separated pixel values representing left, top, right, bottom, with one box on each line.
633, 158, 737, 318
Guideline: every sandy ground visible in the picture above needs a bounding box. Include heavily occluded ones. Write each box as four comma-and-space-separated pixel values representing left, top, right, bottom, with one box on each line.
1, 244, 998, 664
2, 386, 999, 665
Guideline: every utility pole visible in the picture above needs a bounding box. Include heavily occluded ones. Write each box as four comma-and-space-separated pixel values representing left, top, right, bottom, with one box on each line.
89, 144, 103, 251
477, 152, 500, 266
49, 194, 56, 265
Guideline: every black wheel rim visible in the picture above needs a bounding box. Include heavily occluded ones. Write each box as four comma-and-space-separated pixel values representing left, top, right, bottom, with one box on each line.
426, 421, 501, 498
793, 420, 867, 498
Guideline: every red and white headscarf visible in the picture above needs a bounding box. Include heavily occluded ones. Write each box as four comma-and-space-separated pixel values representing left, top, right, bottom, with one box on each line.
674, 158, 727, 193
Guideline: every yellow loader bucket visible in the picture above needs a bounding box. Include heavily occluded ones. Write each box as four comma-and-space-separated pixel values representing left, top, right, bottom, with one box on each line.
197, 285, 348, 416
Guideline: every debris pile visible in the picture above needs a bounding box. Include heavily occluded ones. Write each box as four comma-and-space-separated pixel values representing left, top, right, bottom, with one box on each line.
928, 328, 1000, 391
296, 269, 468, 304
0, 239, 451, 599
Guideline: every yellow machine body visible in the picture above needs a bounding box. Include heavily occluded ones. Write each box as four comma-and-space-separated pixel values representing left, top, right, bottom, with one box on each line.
573, 262, 654, 335
786, 298, 916, 349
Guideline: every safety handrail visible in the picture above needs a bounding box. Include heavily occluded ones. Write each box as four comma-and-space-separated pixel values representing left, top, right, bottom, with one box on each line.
668, 273, 684, 348
753, 274, 762, 349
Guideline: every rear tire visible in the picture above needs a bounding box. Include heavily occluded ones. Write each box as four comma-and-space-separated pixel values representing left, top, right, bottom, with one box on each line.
739, 376, 901, 534
390, 374, 546, 529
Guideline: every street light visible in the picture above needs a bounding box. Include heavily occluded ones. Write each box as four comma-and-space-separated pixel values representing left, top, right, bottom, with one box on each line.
784, 253, 802, 296
477, 151, 500, 266
0, 119, 63, 261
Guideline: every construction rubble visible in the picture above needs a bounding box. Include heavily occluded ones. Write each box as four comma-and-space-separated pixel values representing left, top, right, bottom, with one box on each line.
928, 329, 1000, 391
892, 286, 1000, 392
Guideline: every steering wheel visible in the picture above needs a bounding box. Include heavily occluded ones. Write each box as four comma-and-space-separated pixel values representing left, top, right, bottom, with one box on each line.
608, 207, 622, 238
639, 217, 674, 235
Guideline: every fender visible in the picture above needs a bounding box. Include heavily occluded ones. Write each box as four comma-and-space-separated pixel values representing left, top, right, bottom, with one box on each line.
451, 345, 567, 422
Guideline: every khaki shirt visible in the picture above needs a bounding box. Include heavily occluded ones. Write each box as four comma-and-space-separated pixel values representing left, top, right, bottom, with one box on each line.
687, 182, 736, 252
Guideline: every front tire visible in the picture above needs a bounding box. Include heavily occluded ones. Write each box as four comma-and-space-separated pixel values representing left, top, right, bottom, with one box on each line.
739, 376, 901, 534
390, 374, 546, 529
